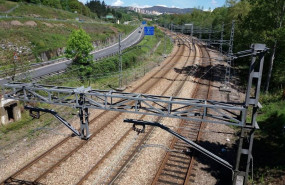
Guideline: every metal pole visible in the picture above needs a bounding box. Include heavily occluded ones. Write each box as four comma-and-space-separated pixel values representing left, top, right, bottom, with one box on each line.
233, 44, 266, 185
229, 20, 235, 56
209, 24, 212, 46
223, 20, 235, 89
220, 23, 224, 53
191, 24, 194, 43
119, 33, 122, 88
164, 32, 166, 57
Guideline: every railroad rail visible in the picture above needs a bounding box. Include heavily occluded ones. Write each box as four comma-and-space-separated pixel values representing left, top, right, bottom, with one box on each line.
74, 34, 196, 185
1, 32, 268, 184
1, 34, 188, 185
150, 40, 214, 184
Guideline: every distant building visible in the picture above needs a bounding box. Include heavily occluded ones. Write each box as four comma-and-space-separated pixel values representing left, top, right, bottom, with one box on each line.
128, 6, 162, 15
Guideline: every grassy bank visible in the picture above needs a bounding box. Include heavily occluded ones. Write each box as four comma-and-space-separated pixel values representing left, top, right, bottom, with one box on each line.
0, 27, 173, 148
252, 92, 285, 184
0, 0, 17, 12
0, 18, 136, 70
0, 0, 137, 72
0, 1, 94, 20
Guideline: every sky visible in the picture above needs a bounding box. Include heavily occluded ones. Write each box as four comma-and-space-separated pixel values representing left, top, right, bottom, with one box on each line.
78, 0, 226, 10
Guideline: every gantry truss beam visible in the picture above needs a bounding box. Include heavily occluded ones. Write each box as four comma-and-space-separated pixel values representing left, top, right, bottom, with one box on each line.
3, 83, 245, 127
200, 39, 230, 44
2, 43, 268, 185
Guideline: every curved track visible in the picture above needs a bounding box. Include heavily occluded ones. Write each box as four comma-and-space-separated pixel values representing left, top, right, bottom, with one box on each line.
75, 34, 195, 185
1, 33, 215, 185
151, 38, 213, 185
1, 32, 190, 185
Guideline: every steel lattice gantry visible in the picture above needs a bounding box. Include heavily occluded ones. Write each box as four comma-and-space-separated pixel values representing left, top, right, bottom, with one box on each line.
3, 83, 245, 128
2, 44, 268, 185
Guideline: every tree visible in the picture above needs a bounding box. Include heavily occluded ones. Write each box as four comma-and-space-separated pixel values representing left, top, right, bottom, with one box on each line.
86, 0, 107, 18
65, 29, 94, 78
244, 0, 285, 92
264, 1, 285, 92
42, 0, 62, 9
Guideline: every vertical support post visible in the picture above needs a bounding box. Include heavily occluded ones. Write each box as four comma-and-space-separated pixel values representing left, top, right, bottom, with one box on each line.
208, 24, 212, 47
233, 44, 266, 185
78, 94, 90, 139
84, 107, 90, 137
199, 27, 202, 40
164, 32, 166, 57
191, 24, 194, 43
229, 20, 235, 56
119, 33, 122, 88
222, 20, 235, 90
220, 23, 224, 53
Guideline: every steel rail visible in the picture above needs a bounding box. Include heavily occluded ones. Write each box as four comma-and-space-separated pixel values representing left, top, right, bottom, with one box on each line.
107, 34, 195, 185
75, 33, 192, 185
0, 32, 184, 185
151, 39, 213, 185
183, 41, 213, 184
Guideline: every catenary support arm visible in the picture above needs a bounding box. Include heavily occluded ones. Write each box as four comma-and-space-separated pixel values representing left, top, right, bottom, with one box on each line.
124, 119, 233, 170
24, 106, 81, 137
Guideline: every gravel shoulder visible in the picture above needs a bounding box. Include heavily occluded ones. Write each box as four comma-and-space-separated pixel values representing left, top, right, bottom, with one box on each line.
190, 47, 245, 185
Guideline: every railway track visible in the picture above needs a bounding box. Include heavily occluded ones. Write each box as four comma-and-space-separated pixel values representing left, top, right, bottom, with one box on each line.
1, 33, 191, 185
151, 39, 213, 185
75, 34, 195, 185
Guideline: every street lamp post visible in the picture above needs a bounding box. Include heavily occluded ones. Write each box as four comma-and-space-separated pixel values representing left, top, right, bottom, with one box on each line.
164, 32, 166, 57
119, 33, 122, 88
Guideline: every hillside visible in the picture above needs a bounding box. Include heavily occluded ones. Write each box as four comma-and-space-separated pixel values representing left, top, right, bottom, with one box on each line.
0, 1, 95, 21
0, 1, 137, 71
144, 6, 195, 14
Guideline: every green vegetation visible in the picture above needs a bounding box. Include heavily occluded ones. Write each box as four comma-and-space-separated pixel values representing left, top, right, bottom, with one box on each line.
0, 1, 138, 72
1, 0, 139, 24
253, 93, 285, 184
6, 0, 91, 17
0, 0, 17, 12
157, 0, 285, 93
155, 0, 285, 183
2, 2, 94, 20
38, 26, 173, 88
86, 0, 110, 18
65, 28, 93, 78
0, 103, 76, 147
0, 27, 173, 146
0, 17, 136, 70
112, 7, 143, 22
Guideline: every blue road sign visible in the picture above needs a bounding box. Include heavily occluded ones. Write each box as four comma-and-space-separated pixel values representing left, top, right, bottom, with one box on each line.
142, 21, 146, 24
144, 26, 155, 36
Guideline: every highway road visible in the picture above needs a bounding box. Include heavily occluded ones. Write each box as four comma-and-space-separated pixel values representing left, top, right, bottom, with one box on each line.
0, 25, 145, 86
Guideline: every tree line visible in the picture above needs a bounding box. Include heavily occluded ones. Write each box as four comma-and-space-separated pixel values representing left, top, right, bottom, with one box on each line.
9, 0, 91, 16
157, 0, 285, 93
86, 0, 112, 18
7, 0, 131, 21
